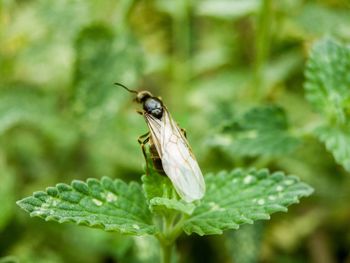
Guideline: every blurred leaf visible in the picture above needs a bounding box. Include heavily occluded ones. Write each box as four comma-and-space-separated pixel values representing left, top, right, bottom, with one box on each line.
193, 48, 231, 75
0, 88, 77, 149
190, 70, 249, 128
234, 105, 289, 130
182, 169, 313, 235
226, 223, 263, 263
304, 38, 350, 124
0, 256, 18, 263
36, 0, 90, 39
212, 105, 300, 157
73, 24, 143, 115
268, 209, 324, 251
196, 0, 260, 19
17, 177, 156, 235
0, 88, 54, 134
81, 114, 143, 178
293, 3, 350, 39
72, 24, 145, 176
132, 236, 161, 263
316, 125, 350, 172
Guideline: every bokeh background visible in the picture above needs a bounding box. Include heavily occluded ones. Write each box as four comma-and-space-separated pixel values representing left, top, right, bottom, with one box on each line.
1, 0, 350, 262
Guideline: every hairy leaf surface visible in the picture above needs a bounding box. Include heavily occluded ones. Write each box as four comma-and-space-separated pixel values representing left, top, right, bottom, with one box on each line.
183, 169, 313, 235
305, 38, 350, 123
215, 106, 299, 156
316, 125, 350, 172
142, 171, 194, 215
17, 177, 156, 235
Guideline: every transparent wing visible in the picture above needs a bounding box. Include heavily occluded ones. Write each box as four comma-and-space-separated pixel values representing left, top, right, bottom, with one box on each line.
144, 108, 206, 202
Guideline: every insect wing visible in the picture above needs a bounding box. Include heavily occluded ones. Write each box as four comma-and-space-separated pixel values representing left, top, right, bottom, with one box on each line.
145, 109, 206, 202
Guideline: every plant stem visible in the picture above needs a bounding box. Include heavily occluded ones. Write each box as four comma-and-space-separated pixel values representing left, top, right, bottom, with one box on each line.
157, 213, 186, 263
254, 0, 272, 98
170, 0, 192, 110
115, 0, 136, 33
160, 241, 174, 263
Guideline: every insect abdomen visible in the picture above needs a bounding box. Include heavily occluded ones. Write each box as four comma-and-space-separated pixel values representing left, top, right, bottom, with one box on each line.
149, 139, 166, 175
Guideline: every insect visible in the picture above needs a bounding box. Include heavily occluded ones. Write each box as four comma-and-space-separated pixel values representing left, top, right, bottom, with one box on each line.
115, 83, 206, 202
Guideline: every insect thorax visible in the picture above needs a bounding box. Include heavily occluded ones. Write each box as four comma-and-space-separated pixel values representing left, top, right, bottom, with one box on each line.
143, 97, 163, 119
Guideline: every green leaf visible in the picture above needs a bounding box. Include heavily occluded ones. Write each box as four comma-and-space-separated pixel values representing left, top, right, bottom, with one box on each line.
142, 169, 195, 215
234, 105, 289, 131
72, 24, 145, 176
316, 125, 350, 172
142, 172, 175, 202
73, 24, 143, 115
304, 38, 350, 123
150, 197, 195, 215
0, 88, 54, 134
183, 169, 313, 235
213, 105, 299, 156
17, 177, 156, 235
293, 3, 350, 39
0, 87, 78, 149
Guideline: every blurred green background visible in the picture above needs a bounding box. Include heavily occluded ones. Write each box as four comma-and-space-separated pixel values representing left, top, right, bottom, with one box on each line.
1, 0, 350, 262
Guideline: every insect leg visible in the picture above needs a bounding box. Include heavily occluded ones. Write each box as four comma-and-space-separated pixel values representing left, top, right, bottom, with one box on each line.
175, 121, 187, 138
180, 127, 187, 138
138, 132, 150, 174
138, 132, 150, 143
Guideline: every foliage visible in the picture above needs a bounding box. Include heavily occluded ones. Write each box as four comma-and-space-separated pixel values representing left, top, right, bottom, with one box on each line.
17, 167, 312, 261
1, 0, 350, 262
17, 177, 155, 235
215, 105, 300, 157
183, 169, 312, 235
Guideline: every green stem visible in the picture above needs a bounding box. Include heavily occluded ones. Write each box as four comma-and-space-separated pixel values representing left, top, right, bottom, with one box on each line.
157, 213, 186, 263
170, 0, 192, 110
117, 0, 135, 32
254, 0, 272, 98
160, 240, 174, 263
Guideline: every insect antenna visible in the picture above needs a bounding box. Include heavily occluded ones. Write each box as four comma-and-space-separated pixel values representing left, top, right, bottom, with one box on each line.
114, 82, 138, 94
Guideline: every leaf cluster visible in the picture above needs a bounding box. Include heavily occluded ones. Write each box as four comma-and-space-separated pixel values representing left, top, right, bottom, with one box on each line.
17, 168, 313, 238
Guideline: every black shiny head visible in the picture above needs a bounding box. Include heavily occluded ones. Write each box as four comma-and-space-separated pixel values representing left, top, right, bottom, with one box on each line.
114, 83, 164, 119
136, 91, 163, 119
